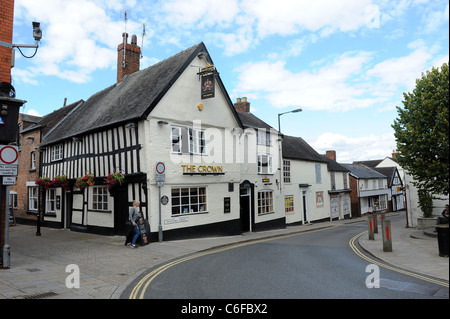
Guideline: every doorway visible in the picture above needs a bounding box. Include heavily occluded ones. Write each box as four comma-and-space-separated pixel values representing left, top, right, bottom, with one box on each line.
63, 190, 73, 229
240, 181, 254, 232
302, 190, 308, 224
112, 185, 129, 236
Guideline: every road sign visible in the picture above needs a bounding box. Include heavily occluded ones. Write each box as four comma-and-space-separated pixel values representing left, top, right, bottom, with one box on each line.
2, 176, 16, 185
156, 162, 165, 183
0, 145, 19, 165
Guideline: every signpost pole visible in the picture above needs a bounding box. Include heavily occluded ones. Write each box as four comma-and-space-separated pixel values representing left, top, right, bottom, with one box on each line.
158, 185, 163, 242
155, 162, 165, 243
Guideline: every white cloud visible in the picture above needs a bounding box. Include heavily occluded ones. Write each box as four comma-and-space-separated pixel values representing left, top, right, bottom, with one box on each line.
310, 131, 396, 162
367, 44, 433, 91
234, 51, 377, 111
14, 0, 138, 83
240, 0, 380, 37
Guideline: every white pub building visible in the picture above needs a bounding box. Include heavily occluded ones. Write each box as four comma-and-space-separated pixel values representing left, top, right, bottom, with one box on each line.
36, 35, 286, 240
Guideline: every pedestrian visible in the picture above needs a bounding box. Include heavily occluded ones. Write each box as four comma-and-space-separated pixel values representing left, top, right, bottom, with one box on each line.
126, 200, 142, 248
437, 204, 449, 225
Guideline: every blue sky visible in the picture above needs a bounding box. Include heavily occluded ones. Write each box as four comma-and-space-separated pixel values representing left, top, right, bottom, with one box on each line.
10, 0, 449, 162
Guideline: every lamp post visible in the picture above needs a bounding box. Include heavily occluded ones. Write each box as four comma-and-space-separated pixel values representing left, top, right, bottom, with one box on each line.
278, 108, 302, 133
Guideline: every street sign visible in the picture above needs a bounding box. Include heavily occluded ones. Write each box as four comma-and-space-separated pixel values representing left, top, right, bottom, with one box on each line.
0, 145, 19, 165
2, 176, 16, 185
0, 145, 18, 176
0, 165, 17, 176
155, 162, 165, 183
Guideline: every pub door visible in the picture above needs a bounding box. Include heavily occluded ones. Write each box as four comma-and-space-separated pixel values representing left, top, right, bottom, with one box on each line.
112, 185, 129, 236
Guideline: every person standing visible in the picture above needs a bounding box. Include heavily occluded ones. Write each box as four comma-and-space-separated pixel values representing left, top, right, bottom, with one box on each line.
128, 200, 142, 248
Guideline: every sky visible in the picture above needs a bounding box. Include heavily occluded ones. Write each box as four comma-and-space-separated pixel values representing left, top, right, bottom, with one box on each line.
10, 0, 449, 163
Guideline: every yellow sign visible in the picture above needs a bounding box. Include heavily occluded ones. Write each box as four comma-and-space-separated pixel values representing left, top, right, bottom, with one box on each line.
182, 164, 223, 174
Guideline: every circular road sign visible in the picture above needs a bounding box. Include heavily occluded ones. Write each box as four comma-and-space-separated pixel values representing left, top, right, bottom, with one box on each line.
0, 145, 19, 165
156, 162, 165, 175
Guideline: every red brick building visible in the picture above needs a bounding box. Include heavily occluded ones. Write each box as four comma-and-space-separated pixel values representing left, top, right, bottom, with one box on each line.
0, 0, 14, 84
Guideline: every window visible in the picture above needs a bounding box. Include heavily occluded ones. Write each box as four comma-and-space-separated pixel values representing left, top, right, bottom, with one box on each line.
51, 144, 63, 161
28, 187, 38, 211
285, 195, 294, 213
256, 129, 270, 146
171, 126, 206, 155
189, 128, 206, 155
92, 186, 109, 211
171, 187, 207, 215
330, 171, 336, 190
30, 151, 36, 170
283, 160, 291, 183
46, 189, 56, 212
9, 192, 17, 209
315, 163, 321, 183
343, 173, 348, 189
378, 179, 383, 189
258, 190, 273, 215
171, 126, 182, 154
258, 154, 273, 174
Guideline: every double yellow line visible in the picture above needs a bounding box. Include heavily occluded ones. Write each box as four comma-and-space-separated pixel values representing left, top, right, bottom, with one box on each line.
129, 235, 295, 299
349, 231, 449, 288
129, 227, 447, 298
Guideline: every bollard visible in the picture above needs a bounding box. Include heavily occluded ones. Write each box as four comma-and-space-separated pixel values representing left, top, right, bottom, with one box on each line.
380, 212, 385, 223
382, 219, 392, 252
373, 215, 378, 234
368, 216, 375, 240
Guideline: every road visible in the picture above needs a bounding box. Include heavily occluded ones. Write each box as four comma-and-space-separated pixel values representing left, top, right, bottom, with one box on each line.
123, 216, 448, 300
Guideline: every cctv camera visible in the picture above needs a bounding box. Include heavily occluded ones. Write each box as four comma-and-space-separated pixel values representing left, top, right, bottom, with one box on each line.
32, 21, 42, 41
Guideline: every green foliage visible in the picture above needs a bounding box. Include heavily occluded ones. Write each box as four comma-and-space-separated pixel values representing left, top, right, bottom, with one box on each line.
392, 62, 449, 196
417, 188, 433, 218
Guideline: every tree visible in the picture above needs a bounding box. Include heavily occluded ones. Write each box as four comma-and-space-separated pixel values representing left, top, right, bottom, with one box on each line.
392, 62, 449, 196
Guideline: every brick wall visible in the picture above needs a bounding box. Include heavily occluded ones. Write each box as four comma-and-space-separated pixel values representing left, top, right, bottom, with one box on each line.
10, 116, 41, 220
117, 33, 140, 83
0, 0, 14, 83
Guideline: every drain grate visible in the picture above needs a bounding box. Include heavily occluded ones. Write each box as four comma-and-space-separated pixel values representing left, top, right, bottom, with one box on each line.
24, 291, 58, 299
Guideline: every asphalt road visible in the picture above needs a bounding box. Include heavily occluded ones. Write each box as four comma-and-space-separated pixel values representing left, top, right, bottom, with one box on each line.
123, 217, 448, 300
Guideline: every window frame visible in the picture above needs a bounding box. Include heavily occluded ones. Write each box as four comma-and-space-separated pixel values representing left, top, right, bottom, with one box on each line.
171, 186, 208, 216
91, 186, 110, 211
51, 144, 64, 162
258, 190, 274, 215
258, 154, 273, 175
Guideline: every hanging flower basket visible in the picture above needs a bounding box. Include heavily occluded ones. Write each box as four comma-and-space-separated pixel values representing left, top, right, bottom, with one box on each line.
35, 177, 52, 189
104, 171, 125, 189
52, 175, 70, 190
75, 173, 95, 190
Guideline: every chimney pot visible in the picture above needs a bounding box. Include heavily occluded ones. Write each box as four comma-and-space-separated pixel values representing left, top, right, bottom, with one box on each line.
234, 97, 250, 113
131, 34, 137, 45
326, 150, 336, 161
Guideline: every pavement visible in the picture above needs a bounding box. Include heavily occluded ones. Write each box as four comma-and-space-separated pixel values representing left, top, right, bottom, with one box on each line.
0, 212, 448, 299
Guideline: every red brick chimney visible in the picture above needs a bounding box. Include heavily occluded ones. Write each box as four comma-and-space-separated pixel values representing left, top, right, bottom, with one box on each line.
326, 150, 336, 161
0, 0, 14, 83
117, 33, 141, 83
234, 97, 250, 112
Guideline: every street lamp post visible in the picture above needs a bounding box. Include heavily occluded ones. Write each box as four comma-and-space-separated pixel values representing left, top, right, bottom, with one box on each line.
278, 108, 302, 133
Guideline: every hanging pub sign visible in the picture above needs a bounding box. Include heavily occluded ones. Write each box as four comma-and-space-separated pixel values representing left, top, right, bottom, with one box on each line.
199, 65, 216, 100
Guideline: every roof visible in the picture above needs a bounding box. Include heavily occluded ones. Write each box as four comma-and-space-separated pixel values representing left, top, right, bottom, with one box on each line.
20, 100, 82, 135
237, 112, 277, 132
353, 157, 398, 167
41, 42, 240, 146
372, 166, 402, 186
282, 135, 327, 163
341, 164, 387, 179
320, 155, 350, 172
